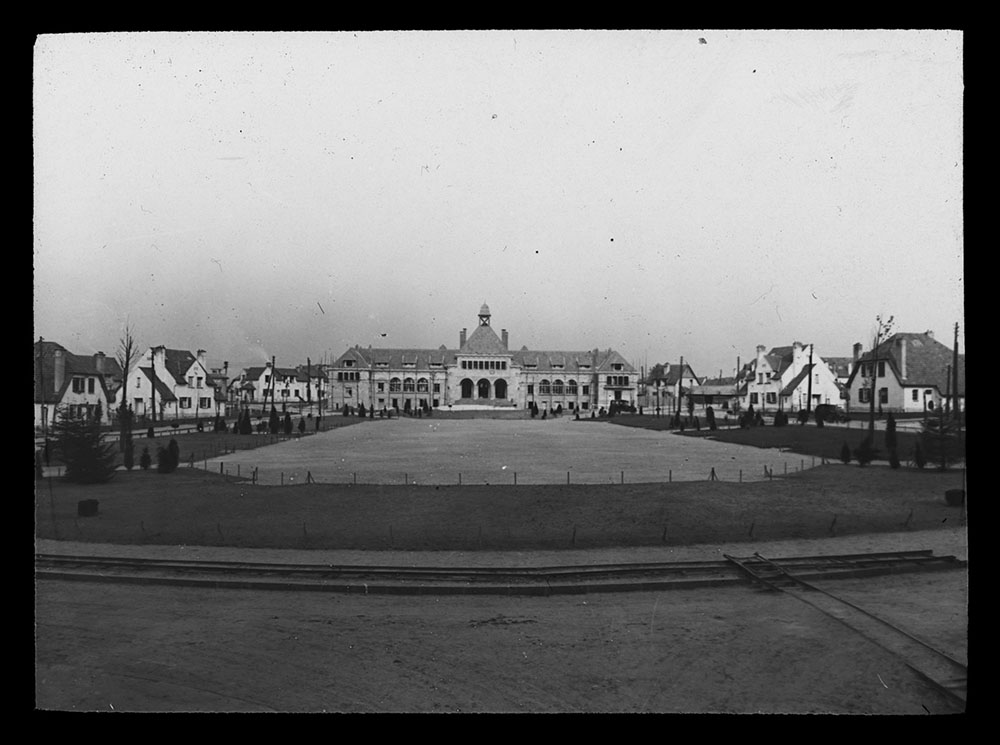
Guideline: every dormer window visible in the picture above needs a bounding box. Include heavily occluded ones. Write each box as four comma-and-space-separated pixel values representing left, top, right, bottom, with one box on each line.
344, 360, 354, 367
612, 363, 623, 371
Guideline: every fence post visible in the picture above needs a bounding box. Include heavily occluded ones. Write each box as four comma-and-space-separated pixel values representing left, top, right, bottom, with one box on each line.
219, 462, 223, 474
621, 470, 624, 484
459, 472, 462, 485
710, 467, 717, 481
567, 471, 570, 485
739, 469, 742, 483
669, 469, 672, 483
281, 472, 284, 486
514, 471, 517, 485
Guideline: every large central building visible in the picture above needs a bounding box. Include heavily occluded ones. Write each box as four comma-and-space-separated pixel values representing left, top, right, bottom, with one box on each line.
327, 304, 637, 413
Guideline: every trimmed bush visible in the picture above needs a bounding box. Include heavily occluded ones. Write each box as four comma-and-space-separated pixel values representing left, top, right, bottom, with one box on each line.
853, 436, 879, 467
888, 449, 901, 469
840, 442, 851, 465
914, 442, 926, 469
123, 441, 135, 470
139, 446, 151, 470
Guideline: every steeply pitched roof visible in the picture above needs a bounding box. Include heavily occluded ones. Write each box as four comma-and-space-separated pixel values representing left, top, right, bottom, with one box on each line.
648, 362, 698, 385
141, 367, 177, 403
161, 348, 199, 385
780, 364, 814, 396
461, 324, 508, 355
34, 340, 121, 404
847, 332, 965, 394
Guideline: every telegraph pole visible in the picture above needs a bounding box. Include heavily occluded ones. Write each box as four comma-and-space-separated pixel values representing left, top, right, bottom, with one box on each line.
806, 344, 815, 414
952, 323, 960, 422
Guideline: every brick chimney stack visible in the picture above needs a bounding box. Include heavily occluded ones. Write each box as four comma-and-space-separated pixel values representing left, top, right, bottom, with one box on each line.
501, 329, 508, 349
94, 351, 106, 373
460, 328, 467, 347
853, 342, 862, 361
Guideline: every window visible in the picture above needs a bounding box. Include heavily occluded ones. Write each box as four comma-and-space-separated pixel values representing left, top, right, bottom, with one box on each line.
433, 383, 440, 393
377, 382, 385, 392
179, 397, 191, 409
403, 378, 415, 392
859, 388, 871, 404
765, 392, 777, 404
750, 393, 759, 405
199, 397, 211, 409
417, 378, 429, 392
757, 373, 764, 384
539, 380, 551, 395
264, 374, 271, 384
582, 385, 589, 395
346, 388, 353, 397
567, 380, 578, 395
912, 389, 919, 402
281, 389, 289, 398
553, 380, 564, 395
344, 360, 354, 367
613, 363, 623, 371
878, 388, 888, 404
136, 377, 141, 389
72, 377, 85, 393
878, 361, 886, 378
527, 384, 534, 396
87, 378, 95, 394
134, 398, 143, 409
390, 378, 401, 392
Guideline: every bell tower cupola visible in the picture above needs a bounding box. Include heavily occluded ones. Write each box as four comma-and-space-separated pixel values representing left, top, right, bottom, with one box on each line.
478, 302, 492, 327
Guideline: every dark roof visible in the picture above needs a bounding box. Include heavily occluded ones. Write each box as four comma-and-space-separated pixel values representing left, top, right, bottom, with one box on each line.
462, 324, 508, 355
34, 340, 122, 404
159, 348, 200, 385
140, 367, 177, 403
779, 364, 814, 396
647, 362, 698, 386
846, 332, 965, 394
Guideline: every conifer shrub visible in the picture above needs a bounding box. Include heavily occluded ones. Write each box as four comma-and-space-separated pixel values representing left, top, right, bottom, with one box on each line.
51, 407, 118, 484
839, 441, 851, 465
853, 436, 879, 467
140, 446, 151, 470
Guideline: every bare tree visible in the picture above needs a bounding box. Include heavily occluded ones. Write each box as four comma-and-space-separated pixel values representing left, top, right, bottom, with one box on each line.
116, 322, 142, 453
863, 314, 895, 434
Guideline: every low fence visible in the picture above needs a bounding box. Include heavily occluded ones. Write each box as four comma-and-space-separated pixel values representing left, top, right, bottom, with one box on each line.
194, 455, 844, 487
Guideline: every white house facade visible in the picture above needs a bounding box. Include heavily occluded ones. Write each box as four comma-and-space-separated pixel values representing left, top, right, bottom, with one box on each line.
741, 342, 842, 412
117, 346, 224, 421
844, 331, 965, 416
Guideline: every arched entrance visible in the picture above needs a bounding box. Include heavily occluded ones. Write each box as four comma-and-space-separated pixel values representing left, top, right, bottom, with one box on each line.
477, 379, 491, 399
494, 379, 508, 400
460, 379, 474, 398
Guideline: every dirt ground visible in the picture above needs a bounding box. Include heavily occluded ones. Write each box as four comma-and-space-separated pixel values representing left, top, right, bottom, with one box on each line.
34, 528, 968, 714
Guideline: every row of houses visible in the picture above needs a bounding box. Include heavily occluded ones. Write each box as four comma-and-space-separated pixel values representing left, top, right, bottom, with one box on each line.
638, 331, 965, 417
34, 307, 965, 430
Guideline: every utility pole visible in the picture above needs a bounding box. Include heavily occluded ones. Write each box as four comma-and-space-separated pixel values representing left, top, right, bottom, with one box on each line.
37, 338, 50, 466
952, 323, 960, 422
806, 343, 815, 414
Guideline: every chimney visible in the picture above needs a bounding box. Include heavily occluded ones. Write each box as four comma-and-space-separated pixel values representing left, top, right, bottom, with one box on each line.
197, 349, 207, 369
756, 345, 766, 356
94, 351, 106, 373
53, 348, 65, 392
460, 328, 467, 347
925, 330, 934, 340
899, 337, 907, 380
853, 342, 862, 361
501, 329, 508, 349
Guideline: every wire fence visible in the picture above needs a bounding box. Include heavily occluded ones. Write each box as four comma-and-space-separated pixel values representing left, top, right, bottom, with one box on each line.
193, 456, 841, 487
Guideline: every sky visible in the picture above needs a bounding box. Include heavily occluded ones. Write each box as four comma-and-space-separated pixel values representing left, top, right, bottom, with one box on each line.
33, 30, 964, 379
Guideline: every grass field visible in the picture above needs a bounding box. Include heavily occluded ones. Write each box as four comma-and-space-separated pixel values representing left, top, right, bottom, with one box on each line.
35, 461, 967, 551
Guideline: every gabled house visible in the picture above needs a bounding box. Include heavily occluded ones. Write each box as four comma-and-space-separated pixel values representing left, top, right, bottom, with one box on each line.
741, 342, 842, 413
34, 339, 122, 429
688, 377, 741, 414
643, 361, 700, 414
234, 362, 324, 413
116, 346, 223, 421
844, 331, 965, 415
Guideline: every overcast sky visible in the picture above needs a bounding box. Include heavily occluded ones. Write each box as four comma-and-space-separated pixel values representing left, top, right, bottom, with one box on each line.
33, 30, 964, 378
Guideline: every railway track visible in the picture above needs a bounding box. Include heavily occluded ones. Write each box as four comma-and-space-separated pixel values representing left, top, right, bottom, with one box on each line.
36, 548, 964, 596
723, 551, 968, 707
